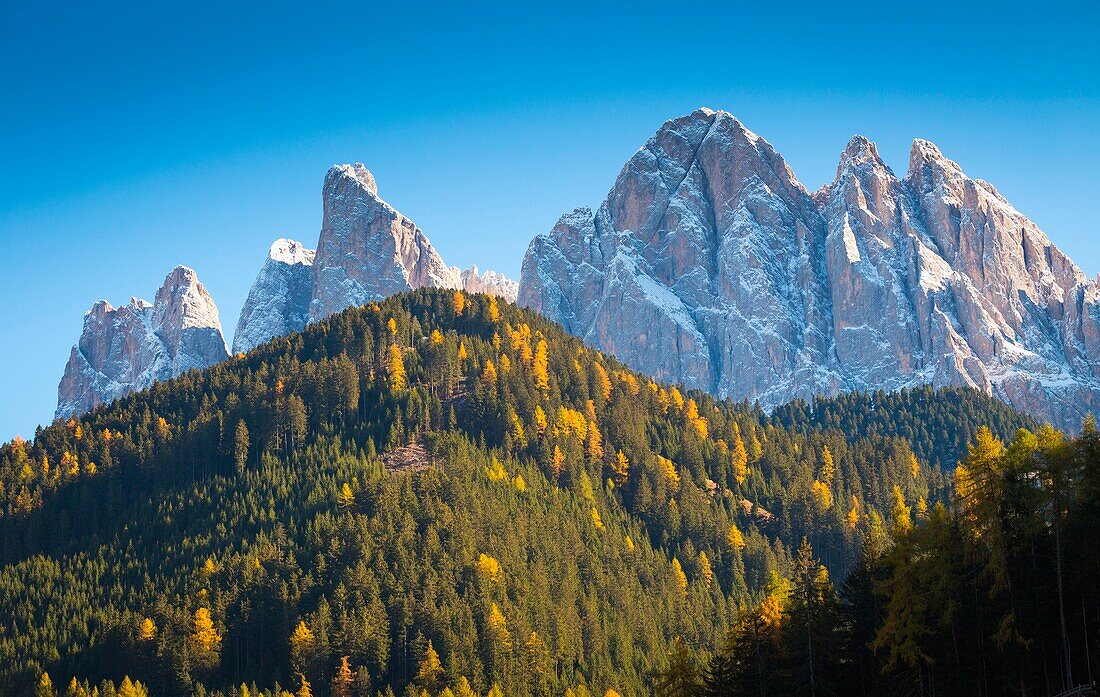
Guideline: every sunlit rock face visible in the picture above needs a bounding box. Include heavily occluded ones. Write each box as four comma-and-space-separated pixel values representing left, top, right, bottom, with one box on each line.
57, 266, 228, 419
519, 108, 1100, 430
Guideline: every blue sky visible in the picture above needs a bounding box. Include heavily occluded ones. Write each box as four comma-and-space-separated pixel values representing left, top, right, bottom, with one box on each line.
1, 0, 1098, 439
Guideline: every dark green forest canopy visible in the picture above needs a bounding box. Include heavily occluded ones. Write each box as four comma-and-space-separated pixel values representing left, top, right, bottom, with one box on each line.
770, 386, 1039, 471
0, 290, 1062, 696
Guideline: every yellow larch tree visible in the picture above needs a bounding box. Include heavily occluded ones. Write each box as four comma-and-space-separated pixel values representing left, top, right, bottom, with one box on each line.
671, 558, 688, 594
190, 607, 221, 654
481, 359, 498, 382
296, 674, 313, 697
550, 445, 565, 482
533, 339, 550, 391
289, 620, 315, 671
593, 362, 612, 401
659, 456, 681, 491
387, 343, 407, 390
821, 445, 835, 483
846, 496, 861, 529
487, 296, 500, 322
726, 523, 745, 551
331, 656, 353, 697
685, 399, 708, 438
138, 617, 157, 642
811, 480, 833, 510
416, 641, 445, 692
610, 450, 630, 486
476, 553, 503, 583
487, 602, 513, 651
698, 551, 714, 586
451, 290, 465, 316
591, 507, 605, 531
337, 482, 356, 510
586, 422, 604, 461
730, 431, 749, 485
891, 485, 912, 537
533, 405, 548, 434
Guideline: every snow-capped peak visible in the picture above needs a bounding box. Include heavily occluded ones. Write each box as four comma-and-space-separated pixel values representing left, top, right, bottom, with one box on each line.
268, 238, 315, 266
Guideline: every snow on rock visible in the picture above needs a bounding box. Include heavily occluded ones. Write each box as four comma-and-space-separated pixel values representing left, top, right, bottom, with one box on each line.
309, 163, 463, 321
307, 163, 516, 321
460, 265, 519, 302
519, 108, 1100, 431
233, 164, 518, 352
56, 266, 228, 420
232, 239, 315, 354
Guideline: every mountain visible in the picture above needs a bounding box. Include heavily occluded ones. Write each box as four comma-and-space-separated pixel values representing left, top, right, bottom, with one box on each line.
234, 164, 517, 351
60, 164, 517, 420
309, 163, 517, 323
55, 266, 228, 420
518, 108, 1100, 431
461, 265, 519, 301
232, 238, 315, 354
6, 288, 1038, 695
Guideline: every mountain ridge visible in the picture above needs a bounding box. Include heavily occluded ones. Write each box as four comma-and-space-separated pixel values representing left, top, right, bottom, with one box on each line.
518, 108, 1100, 431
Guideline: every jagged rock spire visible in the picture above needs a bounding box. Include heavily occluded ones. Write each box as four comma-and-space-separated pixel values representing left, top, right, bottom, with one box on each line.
519, 109, 1100, 430
56, 267, 228, 419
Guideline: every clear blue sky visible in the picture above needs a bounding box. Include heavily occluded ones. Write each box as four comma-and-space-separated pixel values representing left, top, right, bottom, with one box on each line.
2, 0, 1098, 440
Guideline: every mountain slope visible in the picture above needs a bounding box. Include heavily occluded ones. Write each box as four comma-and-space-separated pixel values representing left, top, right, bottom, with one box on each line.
5, 290, 1030, 695
518, 108, 1100, 431
55, 266, 228, 420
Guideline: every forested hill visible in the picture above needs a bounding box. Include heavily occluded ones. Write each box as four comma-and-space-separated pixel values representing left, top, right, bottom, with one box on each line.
770, 386, 1038, 471
0, 290, 1042, 696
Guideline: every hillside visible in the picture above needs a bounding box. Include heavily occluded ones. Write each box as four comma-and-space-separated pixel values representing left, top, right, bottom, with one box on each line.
0, 291, 1045, 695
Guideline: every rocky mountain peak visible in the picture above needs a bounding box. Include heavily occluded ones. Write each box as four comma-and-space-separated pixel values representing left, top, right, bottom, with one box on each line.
328, 162, 378, 196
519, 110, 1100, 430
232, 239, 316, 354
835, 135, 890, 178
268, 238, 315, 266
56, 267, 228, 420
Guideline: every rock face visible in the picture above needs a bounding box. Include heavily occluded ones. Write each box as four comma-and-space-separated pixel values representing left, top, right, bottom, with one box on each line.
518, 108, 1100, 430
56, 266, 228, 419
232, 239, 315, 354
310, 164, 463, 322
238, 163, 517, 333
461, 265, 519, 302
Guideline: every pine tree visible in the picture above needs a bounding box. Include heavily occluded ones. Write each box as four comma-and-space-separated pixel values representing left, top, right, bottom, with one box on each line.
653, 637, 703, 697
234, 419, 250, 474
783, 539, 841, 697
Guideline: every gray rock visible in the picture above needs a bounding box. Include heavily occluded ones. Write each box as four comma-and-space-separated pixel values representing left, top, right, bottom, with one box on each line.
56, 266, 228, 419
519, 108, 1100, 431
309, 163, 463, 322
232, 238, 315, 354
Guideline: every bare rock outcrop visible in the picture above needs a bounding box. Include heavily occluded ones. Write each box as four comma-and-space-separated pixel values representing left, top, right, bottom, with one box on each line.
519, 108, 1100, 430
56, 266, 228, 419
